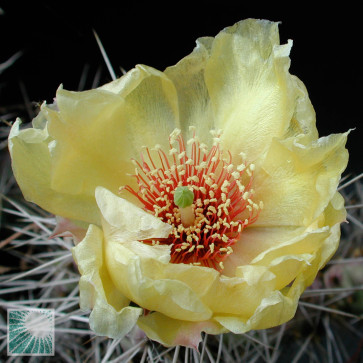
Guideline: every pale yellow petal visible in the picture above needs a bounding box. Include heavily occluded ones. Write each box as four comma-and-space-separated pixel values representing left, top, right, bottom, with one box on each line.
96, 187, 212, 321
254, 132, 349, 227
43, 87, 132, 199
320, 191, 347, 228
204, 265, 277, 317
223, 226, 306, 275
138, 312, 226, 348
214, 274, 305, 333
164, 37, 215, 141
89, 302, 142, 340
20, 65, 180, 222
203, 19, 315, 160
8, 118, 100, 224
72, 224, 142, 339
95, 186, 172, 241
105, 240, 213, 321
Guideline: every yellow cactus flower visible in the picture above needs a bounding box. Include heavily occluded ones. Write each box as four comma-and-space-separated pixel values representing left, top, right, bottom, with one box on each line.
8, 19, 349, 348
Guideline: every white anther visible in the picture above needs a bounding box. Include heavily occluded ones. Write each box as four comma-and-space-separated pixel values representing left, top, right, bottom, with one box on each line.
225, 164, 234, 173
199, 143, 208, 153
237, 164, 246, 172
205, 178, 213, 186
187, 175, 199, 183
239, 152, 247, 160
169, 128, 181, 142
232, 171, 240, 180
221, 193, 227, 202
208, 206, 217, 214
199, 187, 207, 194
178, 151, 186, 159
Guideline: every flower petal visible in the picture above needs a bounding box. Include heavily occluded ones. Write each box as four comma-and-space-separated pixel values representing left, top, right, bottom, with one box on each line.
96, 187, 213, 321
44, 65, 179, 196
72, 224, 142, 339
95, 186, 172, 241
164, 37, 216, 141
138, 312, 226, 348
204, 19, 310, 160
10, 64, 182, 224
50, 216, 87, 242
214, 274, 304, 333
8, 118, 100, 224
254, 131, 349, 227
105, 239, 213, 321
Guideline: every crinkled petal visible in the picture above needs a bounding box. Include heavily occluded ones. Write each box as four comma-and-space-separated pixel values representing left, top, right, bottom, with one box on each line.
105, 239, 213, 321
254, 132, 349, 227
164, 37, 215, 141
138, 312, 226, 348
72, 224, 142, 339
44, 65, 179, 197
96, 188, 213, 321
214, 273, 305, 333
10, 65, 182, 224
8, 118, 100, 224
203, 19, 313, 160
95, 186, 172, 241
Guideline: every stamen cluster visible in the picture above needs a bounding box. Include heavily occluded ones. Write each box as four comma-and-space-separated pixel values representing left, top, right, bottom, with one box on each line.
122, 127, 262, 271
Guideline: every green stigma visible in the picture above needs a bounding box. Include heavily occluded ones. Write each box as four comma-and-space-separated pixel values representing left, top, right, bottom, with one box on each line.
173, 186, 194, 208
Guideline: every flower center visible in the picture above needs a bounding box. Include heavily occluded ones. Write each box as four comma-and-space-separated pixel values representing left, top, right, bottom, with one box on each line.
122, 127, 262, 271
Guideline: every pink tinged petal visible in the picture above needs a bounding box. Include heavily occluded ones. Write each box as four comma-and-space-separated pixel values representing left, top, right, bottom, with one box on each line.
138, 312, 226, 348
50, 216, 87, 243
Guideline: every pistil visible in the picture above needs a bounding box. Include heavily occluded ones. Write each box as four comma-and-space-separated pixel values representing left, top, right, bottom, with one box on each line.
173, 186, 195, 227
